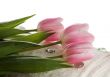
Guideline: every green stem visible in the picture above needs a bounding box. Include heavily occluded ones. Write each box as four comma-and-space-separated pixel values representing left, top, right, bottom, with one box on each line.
10, 41, 62, 55
48, 55, 63, 59
24, 29, 37, 32
38, 41, 61, 49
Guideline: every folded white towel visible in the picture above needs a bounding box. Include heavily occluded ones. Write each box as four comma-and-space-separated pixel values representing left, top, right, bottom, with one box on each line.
6, 47, 110, 77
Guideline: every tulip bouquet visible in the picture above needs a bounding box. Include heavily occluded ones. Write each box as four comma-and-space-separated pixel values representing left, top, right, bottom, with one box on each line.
0, 15, 95, 76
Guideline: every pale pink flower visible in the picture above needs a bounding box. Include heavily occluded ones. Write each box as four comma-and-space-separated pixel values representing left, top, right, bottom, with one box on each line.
43, 34, 60, 44
65, 51, 94, 64
37, 17, 64, 44
63, 43, 95, 64
38, 17, 64, 33
63, 43, 94, 56
62, 31, 94, 46
63, 23, 89, 36
62, 24, 95, 64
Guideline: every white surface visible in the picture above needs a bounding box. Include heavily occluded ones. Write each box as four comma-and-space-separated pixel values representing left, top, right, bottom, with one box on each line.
6, 47, 110, 77
0, 0, 110, 50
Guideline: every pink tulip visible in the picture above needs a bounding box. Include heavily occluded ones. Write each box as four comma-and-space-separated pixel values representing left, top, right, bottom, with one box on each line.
63, 43, 94, 56
38, 17, 64, 33
62, 31, 94, 46
63, 23, 89, 36
43, 34, 60, 44
61, 24, 95, 64
65, 51, 94, 64
37, 17, 64, 44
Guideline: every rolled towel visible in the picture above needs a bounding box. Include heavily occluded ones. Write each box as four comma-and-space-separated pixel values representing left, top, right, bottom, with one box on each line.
6, 47, 110, 77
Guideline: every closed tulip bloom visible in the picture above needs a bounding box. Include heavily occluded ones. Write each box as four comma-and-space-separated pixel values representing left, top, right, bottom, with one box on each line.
63, 43, 95, 56
65, 51, 94, 64
61, 24, 95, 64
38, 17, 64, 32
43, 34, 60, 44
63, 43, 95, 64
62, 31, 94, 46
37, 17, 64, 44
63, 23, 89, 36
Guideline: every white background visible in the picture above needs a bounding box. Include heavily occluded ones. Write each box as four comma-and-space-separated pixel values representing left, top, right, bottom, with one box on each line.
0, 0, 110, 50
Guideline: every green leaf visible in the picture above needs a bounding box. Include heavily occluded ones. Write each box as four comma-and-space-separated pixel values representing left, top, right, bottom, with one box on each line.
0, 28, 35, 39
0, 14, 35, 28
0, 71, 10, 75
0, 58, 71, 73
10, 32, 54, 43
0, 41, 41, 58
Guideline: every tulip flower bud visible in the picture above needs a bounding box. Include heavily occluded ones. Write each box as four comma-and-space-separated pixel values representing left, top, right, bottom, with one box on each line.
61, 24, 95, 64
37, 17, 64, 44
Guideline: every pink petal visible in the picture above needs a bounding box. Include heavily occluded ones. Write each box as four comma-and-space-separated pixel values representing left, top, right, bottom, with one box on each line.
37, 17, 64, 32
63, 42, 93, 49
65, 52, 94, 64
63, 23, 89, 36
43, 41, 54, 44
62, 31, 94, 46
71, 43, 94, 49
37, 17, 64, 44
63, 43, 95, 56
64, 48, 95, 56
45, 33, 59, 41
38, 17, 63, 26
